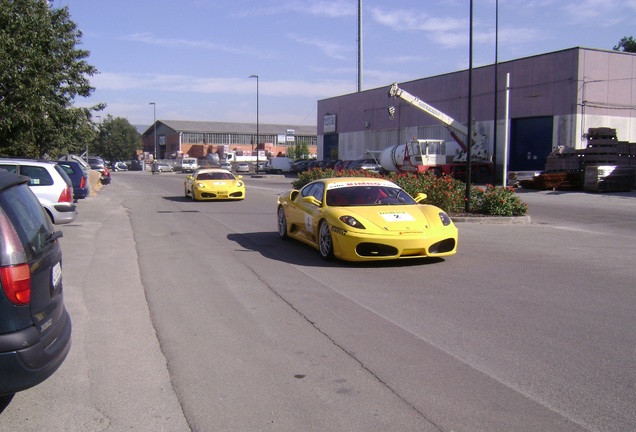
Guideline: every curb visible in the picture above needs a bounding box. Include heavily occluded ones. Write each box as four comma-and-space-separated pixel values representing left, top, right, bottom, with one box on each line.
450, 215, 532, 224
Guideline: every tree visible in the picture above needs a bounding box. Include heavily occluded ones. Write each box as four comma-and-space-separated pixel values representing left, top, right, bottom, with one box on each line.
286, 140, 310, 159
613, 36, 636, 53
0, 0, 103, 158
92, 115, 141, 162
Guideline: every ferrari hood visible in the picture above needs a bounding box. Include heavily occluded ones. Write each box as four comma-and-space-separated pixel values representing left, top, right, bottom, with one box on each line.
348, 206, 430, 232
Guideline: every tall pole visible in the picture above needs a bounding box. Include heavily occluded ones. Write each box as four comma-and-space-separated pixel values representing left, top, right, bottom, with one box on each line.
357, 0, 362, 92
149, 102, 157, 160
249, 75, 259, 172
492, 0, 499, 184
465, 0, 474, 212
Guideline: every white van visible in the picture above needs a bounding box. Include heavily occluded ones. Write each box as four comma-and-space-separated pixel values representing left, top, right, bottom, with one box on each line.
265, 157, 293, 174
179, 157, 198, 173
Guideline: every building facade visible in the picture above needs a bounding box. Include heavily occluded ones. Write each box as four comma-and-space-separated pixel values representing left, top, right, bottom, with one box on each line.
141, 120, 317, 161
317, 47, 636, 175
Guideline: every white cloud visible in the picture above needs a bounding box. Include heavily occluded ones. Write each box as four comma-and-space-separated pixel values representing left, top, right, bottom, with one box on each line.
91, 72, 352, 100
286, 33, 353, 60
231, 0, 356, 18
121, 33, 273, 58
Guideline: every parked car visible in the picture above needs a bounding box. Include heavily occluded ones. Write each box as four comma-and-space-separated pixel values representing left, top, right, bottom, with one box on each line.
112, 161, 128, 171
0, 159, 77, 225
56, 160, 89, 200
0, 170, 72, 404
333, 160, 351, 171
348, 158, 382, 173
129, 160, 144, 171
58, 154, 91, 178
87, 156, 111, 185
156, 162, 173, 173
291, 160, 310, 173
276, 177, 458, 262
184, 168, 245, 201
220, 161, 232, 171
235, 162, 250, 173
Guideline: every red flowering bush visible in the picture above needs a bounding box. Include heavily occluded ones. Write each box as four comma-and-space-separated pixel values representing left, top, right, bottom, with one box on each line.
471, 185, 528, 216
291, 169, 528, 216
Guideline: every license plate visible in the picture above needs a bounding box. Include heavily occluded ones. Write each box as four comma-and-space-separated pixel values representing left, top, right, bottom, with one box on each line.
52, 262, 62, 288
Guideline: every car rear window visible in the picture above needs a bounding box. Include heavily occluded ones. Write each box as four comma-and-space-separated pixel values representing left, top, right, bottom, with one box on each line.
0, 183, 53, 261
58, 163, 76, 175
19, 165, 54, 187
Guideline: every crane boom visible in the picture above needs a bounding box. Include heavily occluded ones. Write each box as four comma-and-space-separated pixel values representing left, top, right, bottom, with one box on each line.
388, 82, 468, 137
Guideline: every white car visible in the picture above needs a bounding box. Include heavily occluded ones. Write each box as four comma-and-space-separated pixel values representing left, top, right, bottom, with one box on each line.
0, 159, 77, 224
156, 162, 173, 172
235, 162, 250, 173
220, 161, 232, 170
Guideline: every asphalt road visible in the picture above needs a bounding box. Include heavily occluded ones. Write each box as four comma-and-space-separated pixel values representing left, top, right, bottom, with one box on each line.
1, 171, 635, 432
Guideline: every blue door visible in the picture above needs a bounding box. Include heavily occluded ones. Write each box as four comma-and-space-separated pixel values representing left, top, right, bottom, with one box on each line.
509, 117, 553, 171
323, 134, 339, 160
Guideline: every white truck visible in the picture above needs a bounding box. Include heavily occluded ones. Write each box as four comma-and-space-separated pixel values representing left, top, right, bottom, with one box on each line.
382, 83, 493, 182
264, 157, 293, 174
178, 157, 199, 173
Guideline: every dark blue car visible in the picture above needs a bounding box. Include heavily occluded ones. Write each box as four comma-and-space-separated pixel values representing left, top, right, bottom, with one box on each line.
56, 161, 89, 200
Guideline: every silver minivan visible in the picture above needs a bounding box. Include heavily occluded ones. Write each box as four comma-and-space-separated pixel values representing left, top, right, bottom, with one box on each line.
0, 159, 78, 225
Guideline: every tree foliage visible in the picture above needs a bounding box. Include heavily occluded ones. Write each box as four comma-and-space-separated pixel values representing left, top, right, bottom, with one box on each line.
286, 140, 310, 159
92, 115, 141, 162
613, 36, 636, 53
0, 0, 103, 158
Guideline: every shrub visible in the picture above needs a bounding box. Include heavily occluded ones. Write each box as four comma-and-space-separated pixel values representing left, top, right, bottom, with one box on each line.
386, 171, 467, 213
470, 185, 528, 216
290, 169, 528, 216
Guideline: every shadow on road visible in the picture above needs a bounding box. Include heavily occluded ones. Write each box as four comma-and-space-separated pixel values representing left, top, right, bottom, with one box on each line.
227, 231, 445, 268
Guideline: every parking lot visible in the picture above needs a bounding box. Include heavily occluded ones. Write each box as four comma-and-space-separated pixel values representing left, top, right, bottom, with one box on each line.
2, 172, 635, 432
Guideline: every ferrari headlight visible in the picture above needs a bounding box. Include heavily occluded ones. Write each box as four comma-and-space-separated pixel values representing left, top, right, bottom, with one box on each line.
196, 182, 206, 188
339, 215, 366, 229
237, 181, 244, 187
439, 212, 452, 226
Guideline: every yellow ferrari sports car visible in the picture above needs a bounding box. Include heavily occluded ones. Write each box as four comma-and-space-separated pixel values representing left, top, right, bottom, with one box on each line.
276, 177, 458, 262
184, 168, 245, 201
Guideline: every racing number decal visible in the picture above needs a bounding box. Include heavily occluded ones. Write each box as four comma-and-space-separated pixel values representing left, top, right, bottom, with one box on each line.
304, 213, 313, 232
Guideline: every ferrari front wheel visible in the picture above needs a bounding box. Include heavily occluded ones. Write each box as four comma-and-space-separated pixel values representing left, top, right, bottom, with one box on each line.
277, 206, 288, 239
318, 220, 334, 260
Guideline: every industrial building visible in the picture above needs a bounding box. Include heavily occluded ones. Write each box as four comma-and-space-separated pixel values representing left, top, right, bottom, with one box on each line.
141, 120, 317, 161
317, 47, 636, 177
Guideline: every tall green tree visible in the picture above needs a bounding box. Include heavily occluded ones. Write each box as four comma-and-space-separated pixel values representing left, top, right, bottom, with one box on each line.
613, 36, 636, 53
92, 115, 141, 162
287, 140, 310, 159
0, 0, 102, 158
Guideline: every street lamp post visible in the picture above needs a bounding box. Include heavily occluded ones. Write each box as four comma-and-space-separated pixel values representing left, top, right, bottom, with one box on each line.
149, 102, 157, 160
249, 75, 259, 172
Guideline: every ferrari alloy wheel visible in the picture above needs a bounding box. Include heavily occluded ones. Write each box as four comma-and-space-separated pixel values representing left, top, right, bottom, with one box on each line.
318, 220, 334, 260
184, 187, 189, 199
277, 206, 288, 239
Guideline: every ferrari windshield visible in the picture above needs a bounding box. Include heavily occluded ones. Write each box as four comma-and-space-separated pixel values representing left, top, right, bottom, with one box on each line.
326, 185, 417, 206
196, 172, 235, 180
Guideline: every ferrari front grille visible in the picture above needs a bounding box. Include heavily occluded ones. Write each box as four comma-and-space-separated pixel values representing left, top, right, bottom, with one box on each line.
356, 243, 398, 257
428, 238, 456, 254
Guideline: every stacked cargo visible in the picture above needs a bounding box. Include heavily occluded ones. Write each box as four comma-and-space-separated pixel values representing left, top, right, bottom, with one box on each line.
583, 128, 635, 192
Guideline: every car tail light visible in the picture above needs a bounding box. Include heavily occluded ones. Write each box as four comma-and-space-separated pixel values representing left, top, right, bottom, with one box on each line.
80, 176, 86, 188
0, 213, 30, 305
59, 186, 73, 203
0, 264, 31, 305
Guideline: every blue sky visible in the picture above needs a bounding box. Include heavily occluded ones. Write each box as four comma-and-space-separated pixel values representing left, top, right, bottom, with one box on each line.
57, 0, 635, 128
